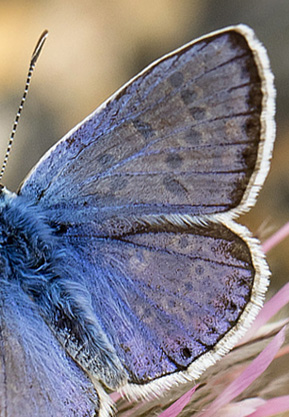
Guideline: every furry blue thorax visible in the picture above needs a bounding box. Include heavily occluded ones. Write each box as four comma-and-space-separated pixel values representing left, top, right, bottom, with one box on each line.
0, 188, 61, 295
0, 187, 126, 390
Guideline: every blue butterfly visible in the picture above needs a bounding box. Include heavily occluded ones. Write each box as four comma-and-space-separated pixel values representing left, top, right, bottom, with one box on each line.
0, 24, 275, 416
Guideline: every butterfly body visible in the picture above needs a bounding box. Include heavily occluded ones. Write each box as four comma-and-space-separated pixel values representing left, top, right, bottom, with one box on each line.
0, 188, 127, 391
0, 24, 275, 416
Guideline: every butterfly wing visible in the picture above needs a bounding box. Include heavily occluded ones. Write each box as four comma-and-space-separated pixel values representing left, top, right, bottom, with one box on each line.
59, 218, 267, 397
17, 25, 274, 398
19, 25, 274, 230
0, 281, 99, 416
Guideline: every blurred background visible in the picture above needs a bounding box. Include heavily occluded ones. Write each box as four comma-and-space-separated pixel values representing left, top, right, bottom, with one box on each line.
0, 0, 288, 294
0, 1, 288, 414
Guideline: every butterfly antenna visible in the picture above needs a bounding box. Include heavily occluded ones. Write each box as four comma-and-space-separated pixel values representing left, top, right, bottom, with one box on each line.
0, 30, 49, 182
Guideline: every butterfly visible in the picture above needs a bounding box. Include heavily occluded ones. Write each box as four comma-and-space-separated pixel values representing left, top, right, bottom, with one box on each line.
0, 24, 275, 416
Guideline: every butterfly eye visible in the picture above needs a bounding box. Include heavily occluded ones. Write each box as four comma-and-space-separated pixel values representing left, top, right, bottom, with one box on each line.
56, 223, 69, 234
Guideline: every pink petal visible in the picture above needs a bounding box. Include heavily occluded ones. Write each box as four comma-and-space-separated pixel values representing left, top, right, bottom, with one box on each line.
110, 391, 121, 402
197, 327, 286, 417
242, 282, 289, 343
215, 398, 265, 417
248, 395, 289, 417
262, 221, 289, 253
158, 385, 199, 417
276, 343, 289, 358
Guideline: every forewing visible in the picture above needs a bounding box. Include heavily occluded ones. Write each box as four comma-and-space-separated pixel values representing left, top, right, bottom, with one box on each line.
61, 219, 267, 392
19, 25, 274, 226
0, 281, 99, 417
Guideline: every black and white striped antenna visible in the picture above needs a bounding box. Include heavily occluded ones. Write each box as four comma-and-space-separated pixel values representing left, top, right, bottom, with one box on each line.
0, 30, 48, 181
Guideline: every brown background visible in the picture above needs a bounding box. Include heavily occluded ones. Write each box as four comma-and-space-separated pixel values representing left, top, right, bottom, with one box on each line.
0, 0, 288, 297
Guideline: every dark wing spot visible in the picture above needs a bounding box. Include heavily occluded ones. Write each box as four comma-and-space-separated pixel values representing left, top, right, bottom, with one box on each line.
181, 89, 197, 105
185, 282, 193, 292
66, 137, 75, 145
230, 176, 247, 207
163, 176, 187, 197
120, 344, 131, 354
228, 301, 237, 315
241, 143, 258, 170
190, 107, 206, 120
166, 153, 183, 169
185, 127, 202, 144
179, 236, 189, 248
133, 119, 155, 139
245, 114, 260, 142
97, 153, 114, 167
169, 71, 184, 88
247, 83, 262, 112
181, 347, 192, 360
195, 265, 204, 276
